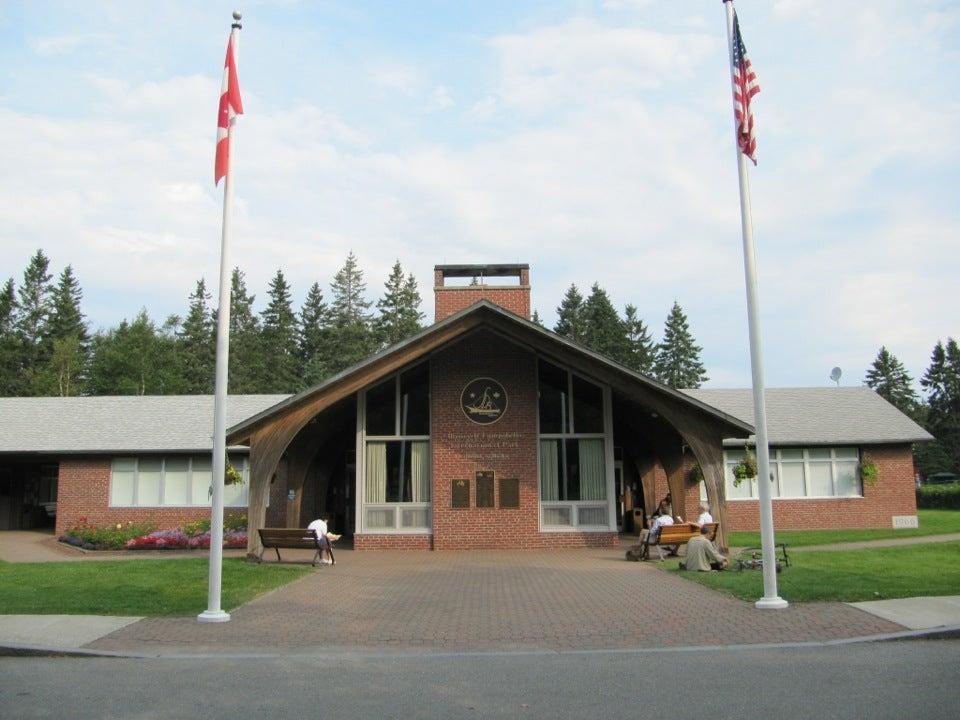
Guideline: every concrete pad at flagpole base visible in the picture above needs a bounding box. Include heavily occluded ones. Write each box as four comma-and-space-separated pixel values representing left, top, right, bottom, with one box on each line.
0, 615, 142, 649
850, 596, 960, 630
198, 610, 231, 623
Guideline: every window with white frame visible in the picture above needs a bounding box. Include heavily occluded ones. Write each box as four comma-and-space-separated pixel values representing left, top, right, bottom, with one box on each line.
538, 359, 611, 529
109, 455, 250, 507
714, 447, 862, 500
360, 362, 431, 532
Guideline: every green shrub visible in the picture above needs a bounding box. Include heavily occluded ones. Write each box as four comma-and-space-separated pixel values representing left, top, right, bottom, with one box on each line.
181, 519, 211, 537
225, 514, 247, 532
64, 521, 157, 550
917, 483, 960, 510
182, 514, 246, 537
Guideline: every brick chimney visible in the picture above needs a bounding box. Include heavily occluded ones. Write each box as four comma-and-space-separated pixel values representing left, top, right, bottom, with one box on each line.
434, 263, 531, 322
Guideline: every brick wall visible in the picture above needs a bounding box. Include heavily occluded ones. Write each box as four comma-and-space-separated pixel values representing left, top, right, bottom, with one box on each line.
353, 534, 433, 550
55, 457, 246, 535
420, 330, 617, 550
434, 287, 531, 322
704, 444, 918, 532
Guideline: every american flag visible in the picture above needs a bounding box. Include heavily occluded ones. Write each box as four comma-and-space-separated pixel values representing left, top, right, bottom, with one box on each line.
214, 34, 244, 186
731, 11, 760, 165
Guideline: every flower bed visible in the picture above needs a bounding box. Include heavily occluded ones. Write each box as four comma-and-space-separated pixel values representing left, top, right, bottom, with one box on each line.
59, 519, 157, 550
59, 518, 248, 551
126, 529, 247, 550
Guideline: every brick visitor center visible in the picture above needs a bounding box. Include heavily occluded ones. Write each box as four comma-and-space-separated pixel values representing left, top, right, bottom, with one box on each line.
0, 264, 931, 555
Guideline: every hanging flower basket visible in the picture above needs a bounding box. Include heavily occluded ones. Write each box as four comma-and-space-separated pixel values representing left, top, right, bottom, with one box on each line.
732, 448, 758, 487
861, 454, 879, 486
689, 464, 704, 484
224, 463, 244, 487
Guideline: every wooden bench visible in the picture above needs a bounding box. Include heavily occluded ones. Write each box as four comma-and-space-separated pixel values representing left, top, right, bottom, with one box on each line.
640, 522, 718, 561
257, 528, 335, 567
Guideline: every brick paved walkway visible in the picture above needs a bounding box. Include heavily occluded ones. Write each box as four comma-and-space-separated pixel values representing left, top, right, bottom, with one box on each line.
88, 546, 901, 654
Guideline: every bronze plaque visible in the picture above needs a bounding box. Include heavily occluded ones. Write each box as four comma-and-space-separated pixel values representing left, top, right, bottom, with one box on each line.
452, 479, 470, 508
500, 478, 520, 508
476, 471, 495, 508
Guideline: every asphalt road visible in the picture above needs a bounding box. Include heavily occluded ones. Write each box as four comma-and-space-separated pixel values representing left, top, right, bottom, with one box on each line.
2, 640, 958, 719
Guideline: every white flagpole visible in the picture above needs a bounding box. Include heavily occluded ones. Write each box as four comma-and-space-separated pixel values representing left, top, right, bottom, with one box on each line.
722, 0, 787, 610
199, 10, 242, 624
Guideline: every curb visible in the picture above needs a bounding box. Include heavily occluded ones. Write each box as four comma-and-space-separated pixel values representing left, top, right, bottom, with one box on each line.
3, 624, 958, 660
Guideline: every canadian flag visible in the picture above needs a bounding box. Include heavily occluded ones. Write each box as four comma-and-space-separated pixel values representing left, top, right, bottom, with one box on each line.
214, 34, 243, 185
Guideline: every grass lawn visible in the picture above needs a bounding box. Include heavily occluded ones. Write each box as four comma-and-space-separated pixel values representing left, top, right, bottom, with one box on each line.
727, 509, 960, 548
0, 558, 311, 616
666, 540, 960, 603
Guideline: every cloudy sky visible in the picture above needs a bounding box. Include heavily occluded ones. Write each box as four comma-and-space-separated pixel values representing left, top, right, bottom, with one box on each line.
1, 0, 957, 390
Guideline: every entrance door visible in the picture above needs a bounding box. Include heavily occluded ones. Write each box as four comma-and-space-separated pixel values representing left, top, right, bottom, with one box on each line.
0, 471, 11, 530
614, 460, 624, 531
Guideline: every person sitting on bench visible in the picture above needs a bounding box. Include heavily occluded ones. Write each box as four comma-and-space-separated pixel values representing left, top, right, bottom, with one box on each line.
307, 517, 340, 565
682, 525, 729, 572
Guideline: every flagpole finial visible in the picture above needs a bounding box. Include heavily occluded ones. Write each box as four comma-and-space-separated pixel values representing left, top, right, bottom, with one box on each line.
232, 10, 242, 28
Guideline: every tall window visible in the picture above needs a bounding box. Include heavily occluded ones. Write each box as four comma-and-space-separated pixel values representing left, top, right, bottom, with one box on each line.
538, 359, 610, 528
361, 363, 431, 532
110, 455, 249, 507
719, 447, 862, 500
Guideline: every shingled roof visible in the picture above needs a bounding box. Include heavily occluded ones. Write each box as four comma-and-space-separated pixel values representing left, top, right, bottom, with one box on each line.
0, 395, 288, 454
683, 387, 932, 446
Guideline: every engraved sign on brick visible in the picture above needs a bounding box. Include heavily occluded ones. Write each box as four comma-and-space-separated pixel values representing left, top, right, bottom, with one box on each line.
499, 478, 520, 508
452, 479, 470, 508
476, 471, 495, 508
460, 378, 508, 425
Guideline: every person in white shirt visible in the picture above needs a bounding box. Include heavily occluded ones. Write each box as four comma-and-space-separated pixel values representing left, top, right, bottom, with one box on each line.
307, 517, 338, 565
697, 502, 714, 526
638, 513, 673, 544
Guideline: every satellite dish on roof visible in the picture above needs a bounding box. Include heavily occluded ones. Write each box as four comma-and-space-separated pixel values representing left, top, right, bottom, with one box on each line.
830, 367, 842, 386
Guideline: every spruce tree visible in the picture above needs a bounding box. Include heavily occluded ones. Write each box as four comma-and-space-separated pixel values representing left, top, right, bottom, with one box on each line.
623, 304, 656, 374
653, 302, 708, 388
299, 281, 331, 388
227, 268, 263, 394
865, 346, 919, 416
47, 265, 88, 346
15, 250, 54, 391
34, 265, 90, 396
0, 279, 20, 395
87, 310, 183, 395
259, 269, 300, 393
178, 279, 215, 394
581, 283, 630, 364
375, 261, 424, 348
554, 284, 587, 343
328, 252, 374, 374
531, 310, 544, 327
919, 339, 960, 474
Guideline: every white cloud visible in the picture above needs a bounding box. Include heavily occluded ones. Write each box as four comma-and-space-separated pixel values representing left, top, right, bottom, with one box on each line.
487, 17, 718, 112
366, 62, 423, 95
30, 33, 111, 56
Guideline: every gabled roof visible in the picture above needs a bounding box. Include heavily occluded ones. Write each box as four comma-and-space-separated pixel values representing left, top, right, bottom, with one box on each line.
0, 395, 288, 454
226, 300, 754, 441
683, 387, 933, 446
